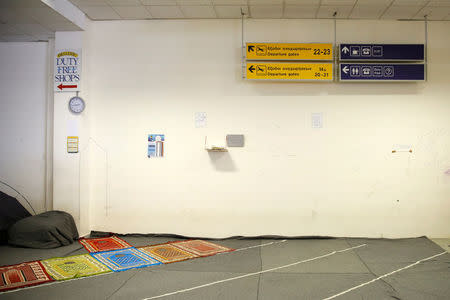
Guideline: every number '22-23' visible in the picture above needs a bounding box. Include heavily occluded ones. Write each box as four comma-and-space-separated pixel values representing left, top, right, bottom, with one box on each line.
313, 49, 331, 55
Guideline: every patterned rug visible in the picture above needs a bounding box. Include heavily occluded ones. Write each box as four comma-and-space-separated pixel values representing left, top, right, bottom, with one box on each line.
138, 243, 198, 264
171, 240, 234, 257
0, 261, 53, 292
79, 236, 132, 253
41, 254, 111, 280
91, 248, 161, 272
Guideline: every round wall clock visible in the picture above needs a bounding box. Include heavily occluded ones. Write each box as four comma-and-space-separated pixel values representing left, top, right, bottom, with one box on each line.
68, 96, 85, 114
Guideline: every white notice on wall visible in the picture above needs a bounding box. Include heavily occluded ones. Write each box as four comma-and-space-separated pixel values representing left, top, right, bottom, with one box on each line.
195, 112, 207, 128
67, 119, 79, 136
54, 49, 81, 92
312, 113, 323, 129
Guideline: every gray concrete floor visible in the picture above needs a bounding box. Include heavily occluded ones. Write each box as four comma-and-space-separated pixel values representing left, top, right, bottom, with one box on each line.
0, 236, 449, 300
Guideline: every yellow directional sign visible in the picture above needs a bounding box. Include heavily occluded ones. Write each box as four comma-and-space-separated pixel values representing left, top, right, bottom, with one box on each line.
246, 43, 333, 61
246, 62, 333, 81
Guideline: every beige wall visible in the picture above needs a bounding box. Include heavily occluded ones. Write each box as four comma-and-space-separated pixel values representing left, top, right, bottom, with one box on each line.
52, 31, 91, 235
0, 42, 49, 214
53, 19, 450, 238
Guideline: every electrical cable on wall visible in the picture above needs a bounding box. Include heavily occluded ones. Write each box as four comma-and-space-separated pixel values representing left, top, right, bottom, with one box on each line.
78, 137, 110, 220
333, 11, 337, 82
0, 180, 36, 215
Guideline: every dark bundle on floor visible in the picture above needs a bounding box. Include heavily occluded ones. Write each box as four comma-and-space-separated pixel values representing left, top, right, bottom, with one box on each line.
0, 191, 31, 245
8, 211, 79, 249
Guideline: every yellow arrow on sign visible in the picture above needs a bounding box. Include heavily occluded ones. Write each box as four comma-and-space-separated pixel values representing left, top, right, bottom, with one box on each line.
246, 62, 333, 81
246, 43, 333, 61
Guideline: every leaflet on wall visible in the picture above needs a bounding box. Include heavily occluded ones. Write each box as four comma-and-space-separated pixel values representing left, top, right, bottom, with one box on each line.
148, 134, 165, 158
67, 136, 79, 153
54, 49, 81, 92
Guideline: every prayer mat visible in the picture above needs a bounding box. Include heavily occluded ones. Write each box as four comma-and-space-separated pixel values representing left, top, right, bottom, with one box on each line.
79, 235, 132, 253
0, 261, 53, 292
171, 240, 234, 257
91, 248, 161, 272
41, 254, 111, 280
138, 243, 198, 264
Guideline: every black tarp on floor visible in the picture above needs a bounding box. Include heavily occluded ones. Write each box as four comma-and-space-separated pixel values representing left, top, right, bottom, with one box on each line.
0, 236, 448, 300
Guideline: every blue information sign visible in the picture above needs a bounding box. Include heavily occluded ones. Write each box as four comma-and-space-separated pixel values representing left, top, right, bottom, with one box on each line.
339, 44, 424, 61
339, 64, 425, 81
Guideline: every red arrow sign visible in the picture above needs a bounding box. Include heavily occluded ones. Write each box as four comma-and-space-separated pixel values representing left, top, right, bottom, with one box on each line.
58, 84, 77, 90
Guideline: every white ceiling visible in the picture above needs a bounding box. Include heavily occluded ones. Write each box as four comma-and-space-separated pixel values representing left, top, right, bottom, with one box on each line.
68, 0, 450, 20
1, 0, 449, 42
0, 0, 82, 42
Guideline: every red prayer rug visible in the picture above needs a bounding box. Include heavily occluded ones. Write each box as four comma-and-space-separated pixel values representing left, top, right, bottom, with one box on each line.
171, 240, 234, 257
138, 243, 198, 264
0, 261, 53, 292
79, 236, 132, 253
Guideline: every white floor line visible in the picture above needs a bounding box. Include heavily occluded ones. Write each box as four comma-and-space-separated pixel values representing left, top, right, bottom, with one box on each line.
142, 244, 367, 300
322, 251, 448, 300
218, 239, 287, 254
0, 239, 288, 294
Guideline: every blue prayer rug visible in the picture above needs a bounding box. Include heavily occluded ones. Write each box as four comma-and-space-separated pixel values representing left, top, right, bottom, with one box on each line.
91, 248, 161, 272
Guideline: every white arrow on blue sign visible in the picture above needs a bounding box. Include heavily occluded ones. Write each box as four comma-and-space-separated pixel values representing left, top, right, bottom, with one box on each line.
339, 44, 424, 61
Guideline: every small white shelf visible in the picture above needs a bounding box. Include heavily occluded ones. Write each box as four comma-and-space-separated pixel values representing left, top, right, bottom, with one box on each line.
204, 136, 228, 152
205, 147, 228, 152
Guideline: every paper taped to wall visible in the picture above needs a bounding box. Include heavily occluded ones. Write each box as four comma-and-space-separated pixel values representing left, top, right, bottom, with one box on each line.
195, 112, 207, 128
312, 113, 323, 129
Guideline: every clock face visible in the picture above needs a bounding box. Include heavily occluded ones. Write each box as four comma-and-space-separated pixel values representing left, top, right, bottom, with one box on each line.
69, 96, 85, 114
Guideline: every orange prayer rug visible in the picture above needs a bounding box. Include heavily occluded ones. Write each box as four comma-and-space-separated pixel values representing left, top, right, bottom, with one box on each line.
138, 243, 198, 264
79, 236, 132, 253
0, 261, 53, 292
171, 240, 234, 257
